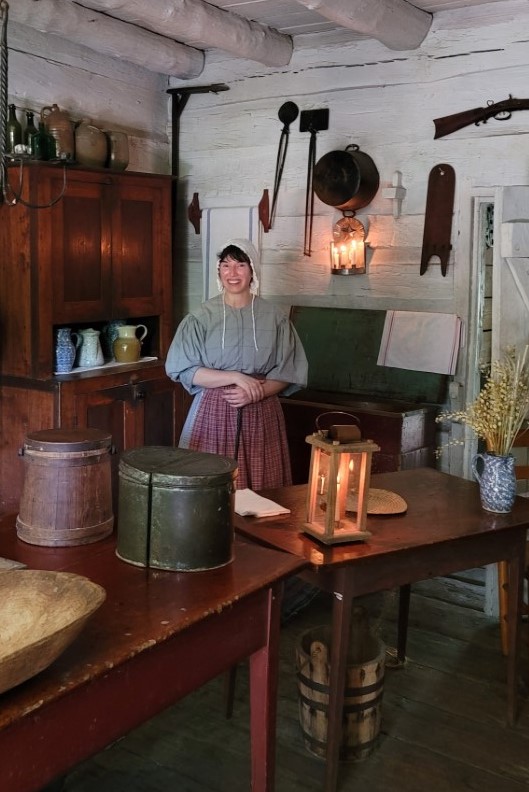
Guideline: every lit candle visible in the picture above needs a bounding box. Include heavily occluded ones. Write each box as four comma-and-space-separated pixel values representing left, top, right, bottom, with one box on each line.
350, 239, 357, 268
332, 246, 339, 270
340, 244, 346, 268
358, 240, 365, 269
335, 473, 341, 522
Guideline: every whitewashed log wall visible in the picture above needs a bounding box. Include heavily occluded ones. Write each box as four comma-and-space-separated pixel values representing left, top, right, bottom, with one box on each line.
170, 0, 529, 324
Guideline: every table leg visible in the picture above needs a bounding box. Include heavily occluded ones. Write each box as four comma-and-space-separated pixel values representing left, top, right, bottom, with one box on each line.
249, 581, 283, 792
324, 567, 354, 792
506, 533, 525, 726
397, 584, 411, 663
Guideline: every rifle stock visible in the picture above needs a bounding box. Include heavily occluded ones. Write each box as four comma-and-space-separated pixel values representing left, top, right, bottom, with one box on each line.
434, 96, 529, 139
434, 106, 491, 139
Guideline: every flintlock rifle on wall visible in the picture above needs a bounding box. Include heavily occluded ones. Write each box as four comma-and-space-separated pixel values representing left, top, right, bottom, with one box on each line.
433, 95, 529, 139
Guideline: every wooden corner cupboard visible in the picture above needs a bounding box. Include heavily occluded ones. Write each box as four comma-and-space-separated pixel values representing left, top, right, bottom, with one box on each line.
0, 163, 190, 513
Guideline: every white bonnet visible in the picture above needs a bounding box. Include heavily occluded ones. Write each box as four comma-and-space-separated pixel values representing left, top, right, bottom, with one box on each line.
217, 238, 260, 295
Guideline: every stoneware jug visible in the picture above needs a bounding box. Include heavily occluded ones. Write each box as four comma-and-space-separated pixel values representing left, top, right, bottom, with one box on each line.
113, 324, 147, 363
77, 328, 105, 368
471, 451, 517, 513
105, 130, 129, 171
54, 327, 80, 374
75, 121, 108, 168
41, 104, 74, 160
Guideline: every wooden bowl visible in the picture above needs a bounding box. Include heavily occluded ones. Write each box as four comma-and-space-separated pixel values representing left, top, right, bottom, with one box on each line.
0, 569, 106, 694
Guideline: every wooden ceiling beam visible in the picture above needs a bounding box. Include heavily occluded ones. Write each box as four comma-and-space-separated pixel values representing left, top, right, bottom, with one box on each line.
70, 0, 294, 67
294, 0, 432, 50
11, 0, 204, 78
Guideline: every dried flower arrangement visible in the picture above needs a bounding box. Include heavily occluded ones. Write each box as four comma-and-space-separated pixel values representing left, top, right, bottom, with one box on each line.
436, 345, 529, 456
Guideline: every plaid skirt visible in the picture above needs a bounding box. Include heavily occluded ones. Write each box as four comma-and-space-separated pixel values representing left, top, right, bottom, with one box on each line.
188, 388, 293, 490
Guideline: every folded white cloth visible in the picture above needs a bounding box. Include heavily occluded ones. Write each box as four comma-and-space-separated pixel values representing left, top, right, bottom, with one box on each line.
377, 310, 461, 375
235, 489, 290, 517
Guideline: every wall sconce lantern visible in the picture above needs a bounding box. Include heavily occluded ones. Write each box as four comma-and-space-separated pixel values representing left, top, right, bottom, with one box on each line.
313, 143, 379, 277
304, 431, 380, 544
330, 214, 367, 275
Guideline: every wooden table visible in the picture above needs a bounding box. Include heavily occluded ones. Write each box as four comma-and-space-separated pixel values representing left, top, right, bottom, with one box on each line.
0, 516, 305, 792
235, 468, 529, 792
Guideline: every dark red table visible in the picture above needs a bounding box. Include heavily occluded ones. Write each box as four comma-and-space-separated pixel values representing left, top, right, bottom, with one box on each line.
235, 468, 529, 792
0, 516, 306, 792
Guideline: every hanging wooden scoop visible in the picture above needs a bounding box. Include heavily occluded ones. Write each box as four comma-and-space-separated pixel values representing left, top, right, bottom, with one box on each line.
269, 102, 299, 228
420, 163, 456, 276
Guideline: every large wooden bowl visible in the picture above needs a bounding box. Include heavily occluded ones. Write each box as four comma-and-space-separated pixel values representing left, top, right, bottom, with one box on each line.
0, 570, 106, 695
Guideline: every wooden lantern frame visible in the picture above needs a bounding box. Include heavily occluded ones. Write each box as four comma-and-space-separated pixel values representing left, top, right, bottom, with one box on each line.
304, 433, 380, 545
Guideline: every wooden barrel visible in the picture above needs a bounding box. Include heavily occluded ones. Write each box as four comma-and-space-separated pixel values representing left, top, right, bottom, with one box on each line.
296, 621, 385, 762
16, 428, 114, 547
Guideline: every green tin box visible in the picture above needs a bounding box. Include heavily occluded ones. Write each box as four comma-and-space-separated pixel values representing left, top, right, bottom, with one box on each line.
116, 447, 237, 571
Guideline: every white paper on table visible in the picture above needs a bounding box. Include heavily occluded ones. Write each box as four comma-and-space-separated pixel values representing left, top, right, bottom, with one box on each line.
201, 206, 260, 300
377, 310, 461, 375
235, 489, 290, 517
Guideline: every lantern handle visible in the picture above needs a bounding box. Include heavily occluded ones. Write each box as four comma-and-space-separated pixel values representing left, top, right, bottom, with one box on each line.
315, 411, 362, 442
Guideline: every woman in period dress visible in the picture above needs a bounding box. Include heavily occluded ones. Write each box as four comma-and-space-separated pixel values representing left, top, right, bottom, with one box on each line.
165, 238, 308, 490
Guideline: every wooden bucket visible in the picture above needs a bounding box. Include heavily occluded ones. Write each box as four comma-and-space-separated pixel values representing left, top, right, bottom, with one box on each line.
296, 618, 385, 762
16, 428, 114, 547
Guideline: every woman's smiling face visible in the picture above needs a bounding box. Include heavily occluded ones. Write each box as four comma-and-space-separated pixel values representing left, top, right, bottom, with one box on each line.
219, 255, 253, 296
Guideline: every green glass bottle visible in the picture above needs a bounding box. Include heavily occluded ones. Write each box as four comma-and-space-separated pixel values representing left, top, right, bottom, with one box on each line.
24, 110, 38, 147
30, 122, 55, 161
6, 104, 22, 153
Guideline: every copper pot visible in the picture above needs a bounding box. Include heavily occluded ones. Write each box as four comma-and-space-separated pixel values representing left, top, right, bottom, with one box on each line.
313, 144, 379, 211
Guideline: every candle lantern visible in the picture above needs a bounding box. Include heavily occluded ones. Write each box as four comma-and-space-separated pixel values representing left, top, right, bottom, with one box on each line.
304, 432, 379, 544
330, 215, 367, 275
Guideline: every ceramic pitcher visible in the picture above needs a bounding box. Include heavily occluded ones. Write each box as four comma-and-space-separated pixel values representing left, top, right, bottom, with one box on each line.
77, 328, 105, 368
54, 327, 80, 374
101, 319, 126, 359
113, 324, 147, 363
471, 451, 517, 513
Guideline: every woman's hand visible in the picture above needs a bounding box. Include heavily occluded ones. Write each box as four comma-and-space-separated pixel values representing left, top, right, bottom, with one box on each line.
221, 374, 265, 406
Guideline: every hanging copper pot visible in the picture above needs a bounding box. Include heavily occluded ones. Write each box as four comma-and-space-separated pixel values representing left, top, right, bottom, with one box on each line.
313, 144, 379, 211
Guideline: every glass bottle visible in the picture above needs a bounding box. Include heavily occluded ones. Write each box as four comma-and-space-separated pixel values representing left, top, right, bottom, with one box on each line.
30, 122, 56, 161
24, 111, 38, 147
6, 104, 22, 153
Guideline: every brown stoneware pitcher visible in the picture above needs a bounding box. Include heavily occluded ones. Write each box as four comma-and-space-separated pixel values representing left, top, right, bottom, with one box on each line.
113, 324, 147, 363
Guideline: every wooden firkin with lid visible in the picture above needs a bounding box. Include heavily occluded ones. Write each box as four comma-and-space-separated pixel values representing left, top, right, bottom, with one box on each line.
16, 428, 114, 547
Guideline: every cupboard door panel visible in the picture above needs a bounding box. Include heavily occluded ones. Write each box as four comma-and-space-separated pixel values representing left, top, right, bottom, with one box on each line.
49, 176, 112, 323
111, 180, 171, 317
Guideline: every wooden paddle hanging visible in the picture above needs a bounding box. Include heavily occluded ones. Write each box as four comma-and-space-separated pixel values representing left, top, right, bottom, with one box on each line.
420, 163, 456, 276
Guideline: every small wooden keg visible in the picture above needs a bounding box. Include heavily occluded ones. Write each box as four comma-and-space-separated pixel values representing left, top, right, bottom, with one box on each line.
16, 428, 114, 547
296, 616, 385, 762
117, 446, 237, 571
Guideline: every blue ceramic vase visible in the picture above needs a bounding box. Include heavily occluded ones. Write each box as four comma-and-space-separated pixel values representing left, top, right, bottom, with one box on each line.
471, 452, 517, 513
